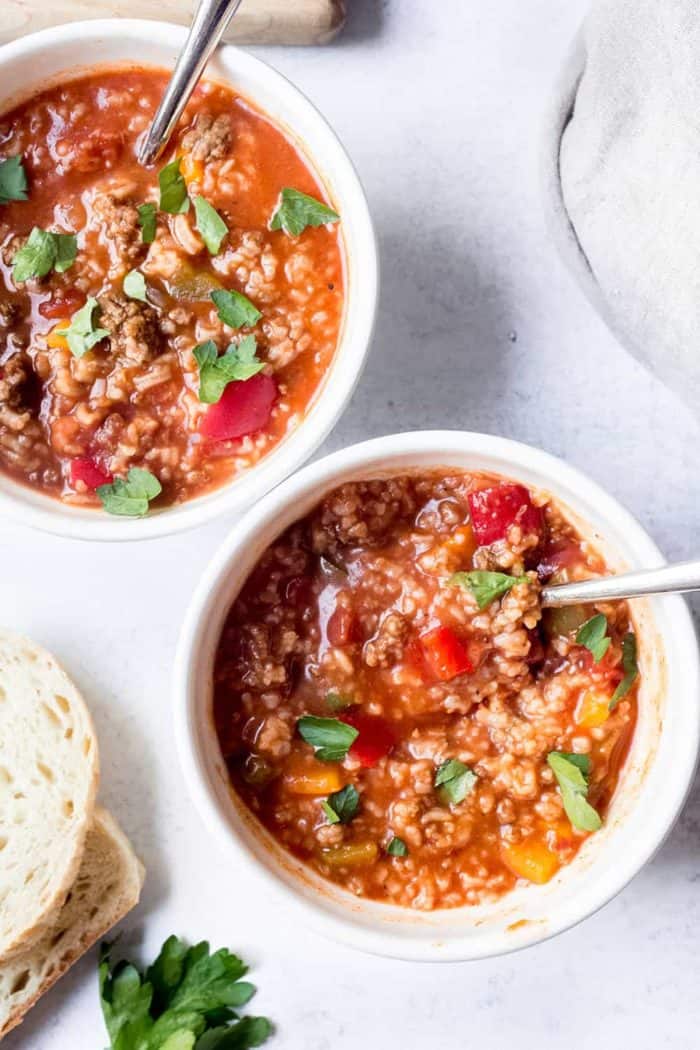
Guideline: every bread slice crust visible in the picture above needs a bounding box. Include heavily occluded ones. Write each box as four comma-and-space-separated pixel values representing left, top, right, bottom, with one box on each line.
0, 630, 99, 961
0, 807, 144, 1039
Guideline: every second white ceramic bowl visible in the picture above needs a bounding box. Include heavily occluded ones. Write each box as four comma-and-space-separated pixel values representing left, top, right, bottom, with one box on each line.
175, 430, 699, 961
0, 20, 377, 540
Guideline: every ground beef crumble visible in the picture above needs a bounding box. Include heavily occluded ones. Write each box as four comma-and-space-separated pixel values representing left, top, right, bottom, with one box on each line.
93, 193, 146, 266
98, 294, 163, 366
180, 112, 232, 162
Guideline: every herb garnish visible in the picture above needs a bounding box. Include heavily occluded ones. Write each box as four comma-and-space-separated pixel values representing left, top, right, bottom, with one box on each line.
325, 691, 353, 712
56, 297, 109, 358
575, 613, 610, 663
296, 715, 358, 762
0, 156, 28, 204
387, 836, 408, 857
99, 936, 272, 1050
97, 467, 162, 517
138, 202, 157, 244
434, 759, 477, 805
610, 632, 638, 709
12, 227, 77, 282
211, 288, 262, 329
123, 269, 148, 303
322, 784, 359, 824
547, 751, 602, 832
270, 187, 340, 237
450, 570, 526, 610
193, 336, 264, 404
193, 196, 228, 254
159, 157, 190, 214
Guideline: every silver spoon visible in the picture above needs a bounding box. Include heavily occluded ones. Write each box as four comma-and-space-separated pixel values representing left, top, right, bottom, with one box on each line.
541, 559, 700, 608
139, 0, 244, 167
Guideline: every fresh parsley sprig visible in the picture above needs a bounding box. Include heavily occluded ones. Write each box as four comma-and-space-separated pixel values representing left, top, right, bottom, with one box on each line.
194, 336, 264, 404
124, 269, 148, 303
610, 632, 638, 709
193, 196, 228, 254
211, 289, 262, 330
97, 467, 162, 517
434, 759, 477, 805
322, 784, 359, 824
0, 155, 28, 204
547, 751, 602, 832
56, 297, 109, 358
450, 570, 526, 610
575, 613, 611, 663
296, 715, 358, 762
12, 227, 77, 282
269, 188, 340, 237
138, 203, 157, 244
99, 936, 272, 1050
159, 157, 190, 214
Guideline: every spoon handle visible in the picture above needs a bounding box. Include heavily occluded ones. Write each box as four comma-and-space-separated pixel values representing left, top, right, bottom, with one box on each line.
541, 559, 700, 608
138, 0, 244, 166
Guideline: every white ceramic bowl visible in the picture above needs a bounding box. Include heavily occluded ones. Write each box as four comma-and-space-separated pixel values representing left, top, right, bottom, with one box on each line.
0, 20, 377, 541
175, 431, 700, 961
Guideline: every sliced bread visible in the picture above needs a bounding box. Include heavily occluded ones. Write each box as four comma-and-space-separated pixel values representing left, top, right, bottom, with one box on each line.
0, 630, 99, 961
0, 806, 144, 1040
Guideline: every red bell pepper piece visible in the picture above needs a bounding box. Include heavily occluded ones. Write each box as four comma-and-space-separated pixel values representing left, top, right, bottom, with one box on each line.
70, 456, 113, 490
419, 626, 474, 681
326, 604, 360, 646
468, 483, 544, 546
38, 289, 87, 320
200, 373, 277, 441
342, 709, 395, 768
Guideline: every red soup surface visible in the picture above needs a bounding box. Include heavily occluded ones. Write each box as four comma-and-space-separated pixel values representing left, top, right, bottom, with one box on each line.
214, 472, 640, 910
0, 69, 344, 513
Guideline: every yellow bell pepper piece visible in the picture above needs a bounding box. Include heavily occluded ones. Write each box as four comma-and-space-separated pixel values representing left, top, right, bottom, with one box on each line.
575, 688, 610, 729
320, 841, 379, 868
46, 320, 70, 350
284, 760, 342, 796
179, 152, 204, 185
501, 838, 560, 885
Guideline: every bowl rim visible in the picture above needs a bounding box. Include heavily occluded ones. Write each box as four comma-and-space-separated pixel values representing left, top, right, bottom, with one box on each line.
0, 19, 378, 542
174, 429, 700, 961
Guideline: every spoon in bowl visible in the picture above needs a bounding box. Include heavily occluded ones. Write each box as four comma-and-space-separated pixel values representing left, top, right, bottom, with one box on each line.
541, 559, 700, 607
139, 0, 244, 167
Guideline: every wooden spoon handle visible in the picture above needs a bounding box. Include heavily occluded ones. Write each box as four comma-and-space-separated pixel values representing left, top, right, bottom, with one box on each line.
0, 0, 346, 47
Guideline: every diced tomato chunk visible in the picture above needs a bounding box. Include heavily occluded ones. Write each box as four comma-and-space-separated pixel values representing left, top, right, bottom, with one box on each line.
64, 130, 124, 173
342, 709, 394, 768
468, 483, 544, 546
200, 374, 277, 441
69, 456, 113, 490
326, 604, 360, 646
578, 647, 624, 686
38, 289, 86, 320
536, 541, 582, 582
419, 626, 474, 681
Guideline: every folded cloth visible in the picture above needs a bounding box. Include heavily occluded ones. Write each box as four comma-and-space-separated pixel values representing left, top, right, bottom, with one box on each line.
543, 0, 700, 410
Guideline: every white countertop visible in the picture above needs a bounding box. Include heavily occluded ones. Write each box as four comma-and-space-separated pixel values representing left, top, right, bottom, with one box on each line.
4, 2, 700, 1047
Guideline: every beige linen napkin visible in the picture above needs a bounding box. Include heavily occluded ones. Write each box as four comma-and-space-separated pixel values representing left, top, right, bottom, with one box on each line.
543, 0, 700, 409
